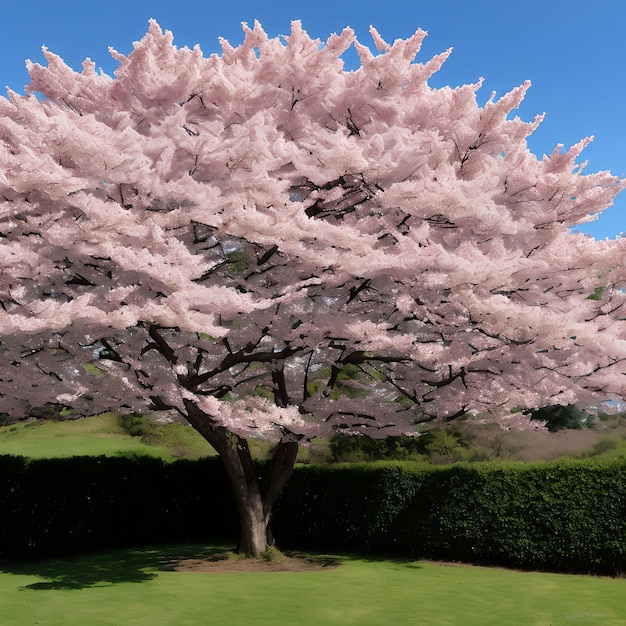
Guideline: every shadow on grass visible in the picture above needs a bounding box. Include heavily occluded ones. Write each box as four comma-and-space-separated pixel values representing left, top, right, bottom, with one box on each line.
0, 544, 233, 591
0, 544, 415, 591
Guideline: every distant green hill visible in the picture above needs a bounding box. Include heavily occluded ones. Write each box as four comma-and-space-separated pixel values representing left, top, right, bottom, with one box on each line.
0, 413, 214, 460
2, 411, 626, 464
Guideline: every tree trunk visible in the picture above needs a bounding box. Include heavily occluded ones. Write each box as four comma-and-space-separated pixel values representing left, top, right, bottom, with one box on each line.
183, 400, 299, 557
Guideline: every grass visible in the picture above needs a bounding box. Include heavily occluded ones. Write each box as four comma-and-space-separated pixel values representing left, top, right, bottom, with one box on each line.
0, 414, 175, 460
0, 413, 217, 461
0, 544, 624, 625
0, 413, 280, 461
2, 411, 626, 466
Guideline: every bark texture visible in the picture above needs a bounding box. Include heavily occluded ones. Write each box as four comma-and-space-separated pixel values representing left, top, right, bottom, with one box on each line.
184, 400, 298, 556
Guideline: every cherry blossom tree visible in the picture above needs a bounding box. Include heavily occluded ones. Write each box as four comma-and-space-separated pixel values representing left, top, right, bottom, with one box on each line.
1, 20, 625, 555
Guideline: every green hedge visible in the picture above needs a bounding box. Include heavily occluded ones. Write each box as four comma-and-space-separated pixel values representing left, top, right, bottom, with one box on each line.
274, 459, 626, 575
2, 455, 625, 575
0, 455, 237, 558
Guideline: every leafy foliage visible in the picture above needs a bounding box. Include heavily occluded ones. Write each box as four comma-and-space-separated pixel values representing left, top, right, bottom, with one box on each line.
2, 450, 626, 574
0, 454, 236, 558
328, 430, 464, 462
527, 404, 590, 432
276, 459, 626, 575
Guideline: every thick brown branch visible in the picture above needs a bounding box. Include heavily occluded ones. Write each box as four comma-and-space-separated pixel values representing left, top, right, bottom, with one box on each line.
141, 325, 178, 364
262, 439, 299, 514
184, 345, 303, 389
271, 364, 289, 407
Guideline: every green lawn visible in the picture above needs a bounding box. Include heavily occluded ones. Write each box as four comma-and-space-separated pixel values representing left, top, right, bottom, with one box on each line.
0, 414, 176, 460
0, 413, 275, 461
0, 544, 624, 625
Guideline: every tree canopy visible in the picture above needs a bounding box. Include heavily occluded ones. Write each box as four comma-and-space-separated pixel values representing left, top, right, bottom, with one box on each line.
1, 20, 625, 554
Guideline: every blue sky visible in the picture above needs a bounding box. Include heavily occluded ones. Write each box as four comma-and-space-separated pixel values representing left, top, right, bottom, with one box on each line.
1, 0, 624, 239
